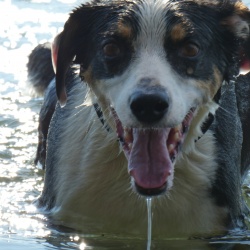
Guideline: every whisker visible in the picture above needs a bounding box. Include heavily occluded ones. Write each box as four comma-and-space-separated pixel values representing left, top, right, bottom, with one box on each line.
217, 105, 232, 116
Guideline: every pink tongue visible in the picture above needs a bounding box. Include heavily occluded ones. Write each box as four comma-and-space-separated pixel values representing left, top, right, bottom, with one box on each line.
128, 128, 172, 189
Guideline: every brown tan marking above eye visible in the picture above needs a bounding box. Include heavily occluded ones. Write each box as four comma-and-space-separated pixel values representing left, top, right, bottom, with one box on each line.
170, 23, 187, 42
103, 43, 121, 58
179, 42, 199, 58
117, 22, 133, 38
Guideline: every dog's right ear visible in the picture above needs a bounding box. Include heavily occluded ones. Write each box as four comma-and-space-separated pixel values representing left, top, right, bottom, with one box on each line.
51, 18, 79, 107
53, 4, 124, 107
51, 32, 61, 75
51, 5, 107, 107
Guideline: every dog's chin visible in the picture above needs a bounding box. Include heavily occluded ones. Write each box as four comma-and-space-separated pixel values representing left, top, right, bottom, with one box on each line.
111, 108, 195, 197
133, 180, 168, 196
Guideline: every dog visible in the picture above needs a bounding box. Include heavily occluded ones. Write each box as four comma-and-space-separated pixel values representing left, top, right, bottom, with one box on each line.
28, 0, 250, 238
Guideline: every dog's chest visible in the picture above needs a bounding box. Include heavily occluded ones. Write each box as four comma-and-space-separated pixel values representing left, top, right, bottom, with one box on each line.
53, 130, 227, 236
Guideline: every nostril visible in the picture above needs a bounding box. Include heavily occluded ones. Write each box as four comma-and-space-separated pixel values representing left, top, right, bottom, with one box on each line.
154, 100, 168, 114
131, 100, 145, 116
130, 91, 169, 123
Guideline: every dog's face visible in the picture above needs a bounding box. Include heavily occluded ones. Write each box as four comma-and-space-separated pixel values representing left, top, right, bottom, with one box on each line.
53, 0, 250, 196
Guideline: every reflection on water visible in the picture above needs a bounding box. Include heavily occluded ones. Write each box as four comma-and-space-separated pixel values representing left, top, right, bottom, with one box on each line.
1, 0, 250, 249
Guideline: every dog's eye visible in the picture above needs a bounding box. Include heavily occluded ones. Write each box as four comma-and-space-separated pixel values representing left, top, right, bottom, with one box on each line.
103, 43, 121, 58
179, 43, 199, 58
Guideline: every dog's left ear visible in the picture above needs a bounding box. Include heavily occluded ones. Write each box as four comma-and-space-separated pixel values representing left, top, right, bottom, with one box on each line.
221, 1, 250, 72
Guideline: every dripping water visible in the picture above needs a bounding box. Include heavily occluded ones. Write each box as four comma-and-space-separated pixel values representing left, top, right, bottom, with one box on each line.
146, 197, 152, 250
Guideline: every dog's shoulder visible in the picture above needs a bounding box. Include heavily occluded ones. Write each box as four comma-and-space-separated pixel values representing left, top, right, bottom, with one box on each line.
235, 73, 250, 179
210, 78, 250, 228
38, 69, 88, 208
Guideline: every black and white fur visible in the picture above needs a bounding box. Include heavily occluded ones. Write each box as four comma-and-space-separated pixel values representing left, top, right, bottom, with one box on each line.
28, 0, 250, 238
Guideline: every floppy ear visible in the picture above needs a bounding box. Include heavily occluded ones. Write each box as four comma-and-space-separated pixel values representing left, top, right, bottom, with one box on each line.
240, 36, 250, 72
52, 5, 104, 107
52, 11, 89, 107
221, 1, 250, 73
53, 4, 124, 107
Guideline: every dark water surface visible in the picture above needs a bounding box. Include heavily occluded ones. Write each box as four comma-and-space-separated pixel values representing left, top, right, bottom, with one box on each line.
1, 0, 250, 249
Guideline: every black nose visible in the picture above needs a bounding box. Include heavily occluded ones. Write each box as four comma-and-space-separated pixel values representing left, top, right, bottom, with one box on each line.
130, 91, 169, 123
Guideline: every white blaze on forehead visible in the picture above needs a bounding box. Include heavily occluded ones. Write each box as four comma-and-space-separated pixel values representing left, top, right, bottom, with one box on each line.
135, 0, 169, 48
131, 0, 172, 81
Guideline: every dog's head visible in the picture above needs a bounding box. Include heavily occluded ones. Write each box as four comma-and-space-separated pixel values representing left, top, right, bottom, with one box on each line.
52, 0, 250, 196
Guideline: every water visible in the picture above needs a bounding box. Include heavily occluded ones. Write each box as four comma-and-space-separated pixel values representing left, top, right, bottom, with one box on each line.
2, 0, 250, 249
146, 198, 152, 250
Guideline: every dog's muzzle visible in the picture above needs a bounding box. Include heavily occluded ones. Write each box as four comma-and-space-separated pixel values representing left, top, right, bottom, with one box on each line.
111, 88, 195, 197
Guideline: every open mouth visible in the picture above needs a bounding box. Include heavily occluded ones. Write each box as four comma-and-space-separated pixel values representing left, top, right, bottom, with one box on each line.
112, 108, 195, 196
